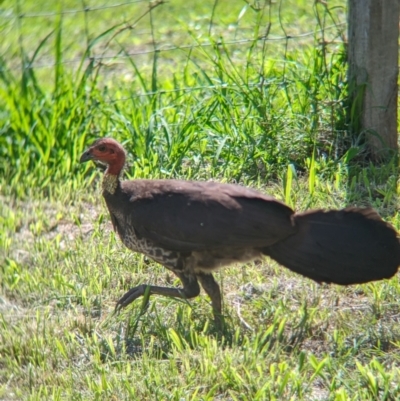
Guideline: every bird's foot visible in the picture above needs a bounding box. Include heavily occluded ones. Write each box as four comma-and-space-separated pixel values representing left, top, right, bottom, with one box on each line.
114, 284, 147, 313
213, 312, 226, 332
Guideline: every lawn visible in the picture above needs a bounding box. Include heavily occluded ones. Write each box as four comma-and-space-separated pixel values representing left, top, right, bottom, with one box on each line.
1, 0, 400, 399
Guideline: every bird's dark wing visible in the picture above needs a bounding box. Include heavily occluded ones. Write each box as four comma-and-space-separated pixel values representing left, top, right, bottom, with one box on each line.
117, 179, 296, 251
263, 208, 400, 284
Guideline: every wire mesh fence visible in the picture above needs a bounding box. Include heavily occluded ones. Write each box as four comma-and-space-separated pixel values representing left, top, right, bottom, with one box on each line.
0, 0, 350, 182
0, 0, 346, 87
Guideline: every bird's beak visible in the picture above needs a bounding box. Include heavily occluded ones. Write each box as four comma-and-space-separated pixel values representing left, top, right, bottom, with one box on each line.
80, 149, 93, 163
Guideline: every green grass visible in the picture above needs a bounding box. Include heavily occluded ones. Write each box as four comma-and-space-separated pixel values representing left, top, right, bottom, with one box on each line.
1, 0, 400, 399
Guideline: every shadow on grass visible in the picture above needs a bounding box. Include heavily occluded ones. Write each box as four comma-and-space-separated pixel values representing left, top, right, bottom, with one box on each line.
98, 297, 325, 363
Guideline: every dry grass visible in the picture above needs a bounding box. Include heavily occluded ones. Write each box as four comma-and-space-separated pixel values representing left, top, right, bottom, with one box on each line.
2, 175, 400, 400
1, 0, 400, 398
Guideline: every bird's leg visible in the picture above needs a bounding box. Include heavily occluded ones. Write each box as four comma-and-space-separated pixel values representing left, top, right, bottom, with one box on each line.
115, 272, 200, 312
196, 273, 223, 327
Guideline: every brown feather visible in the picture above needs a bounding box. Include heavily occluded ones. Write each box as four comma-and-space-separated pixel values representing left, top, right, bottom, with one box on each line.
106, 179, 296, 252
263, 208, 400, 284
80, 138, 400, 321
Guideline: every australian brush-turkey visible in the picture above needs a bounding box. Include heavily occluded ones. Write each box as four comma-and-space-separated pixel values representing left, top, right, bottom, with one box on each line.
80, 138, 400, 320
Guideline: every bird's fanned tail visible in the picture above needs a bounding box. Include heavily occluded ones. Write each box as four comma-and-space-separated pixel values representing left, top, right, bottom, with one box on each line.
262, 208, 400, 285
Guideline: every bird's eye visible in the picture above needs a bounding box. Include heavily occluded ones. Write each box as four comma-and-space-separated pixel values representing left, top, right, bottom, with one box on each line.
98, 145, 106, 152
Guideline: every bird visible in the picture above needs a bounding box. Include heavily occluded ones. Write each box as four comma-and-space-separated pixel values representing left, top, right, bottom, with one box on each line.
80, 138, 400, 322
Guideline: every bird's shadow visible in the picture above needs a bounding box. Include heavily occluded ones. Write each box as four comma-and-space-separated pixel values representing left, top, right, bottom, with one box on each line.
100, 296, 321, 363
99, 301, 240, 361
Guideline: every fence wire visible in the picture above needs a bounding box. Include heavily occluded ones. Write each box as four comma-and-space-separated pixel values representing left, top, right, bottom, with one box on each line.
0, 0, 347, 97
1, 0, 149, 18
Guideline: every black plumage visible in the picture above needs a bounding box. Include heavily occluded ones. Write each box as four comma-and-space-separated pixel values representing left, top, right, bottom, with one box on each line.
80, 138, 400, 321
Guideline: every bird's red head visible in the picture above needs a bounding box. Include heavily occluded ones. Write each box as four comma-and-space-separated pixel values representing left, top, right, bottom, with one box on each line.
80, 138, 126, 176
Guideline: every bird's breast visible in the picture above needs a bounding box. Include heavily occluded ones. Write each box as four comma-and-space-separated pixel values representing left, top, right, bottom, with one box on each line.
120, 227, 182, 270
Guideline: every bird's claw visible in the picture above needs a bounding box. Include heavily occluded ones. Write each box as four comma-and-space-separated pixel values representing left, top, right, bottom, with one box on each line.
114, 285, 146, 314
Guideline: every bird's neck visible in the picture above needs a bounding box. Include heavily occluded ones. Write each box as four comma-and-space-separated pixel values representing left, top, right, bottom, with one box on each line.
103, 155, 125, 195
102, 172, 119, 195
